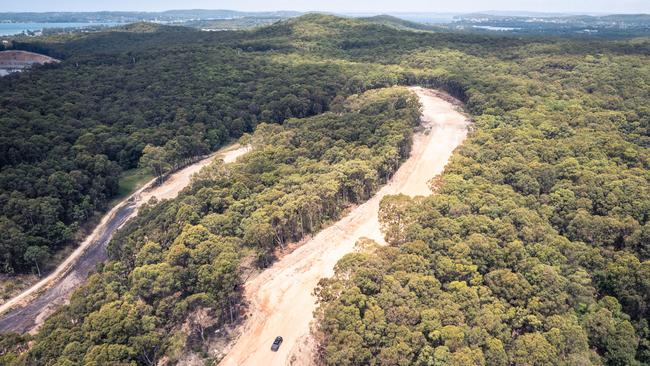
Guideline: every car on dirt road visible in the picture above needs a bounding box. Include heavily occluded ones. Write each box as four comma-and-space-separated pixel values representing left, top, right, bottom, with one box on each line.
271, 336, 283, 351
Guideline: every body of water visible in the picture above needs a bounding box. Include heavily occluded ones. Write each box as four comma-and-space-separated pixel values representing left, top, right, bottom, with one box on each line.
473, 25, 521, 31
0, 22, 122, 36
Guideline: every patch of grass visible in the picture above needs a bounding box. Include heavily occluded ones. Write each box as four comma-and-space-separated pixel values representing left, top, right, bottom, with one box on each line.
109, 167, 154, 206
0, 274, 37, 302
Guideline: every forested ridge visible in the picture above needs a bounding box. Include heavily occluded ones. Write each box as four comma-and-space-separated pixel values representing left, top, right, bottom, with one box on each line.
1, 86, 421, 364
305, 15, 650, 366
0, 13, 648, 365
0, 22, 365, 275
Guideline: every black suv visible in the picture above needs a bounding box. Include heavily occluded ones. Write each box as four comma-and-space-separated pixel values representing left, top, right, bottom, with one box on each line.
271, 336, 283, 352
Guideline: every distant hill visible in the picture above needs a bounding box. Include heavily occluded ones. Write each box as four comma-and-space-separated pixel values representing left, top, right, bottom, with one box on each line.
0, 10, 302, 23
178, 16, 287, 31
453, 12, 650, 36
466, 11, 606, 17
2, 10, 647, 39
459, 13, 650, 22
360, 15, 443, 32
160, 9, 301, 19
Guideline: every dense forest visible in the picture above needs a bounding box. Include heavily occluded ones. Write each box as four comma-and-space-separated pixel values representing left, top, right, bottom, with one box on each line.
0, 23, 367, 274
308, 15, 650, 366
2, 86, 420, 364
0, 13, 648, 365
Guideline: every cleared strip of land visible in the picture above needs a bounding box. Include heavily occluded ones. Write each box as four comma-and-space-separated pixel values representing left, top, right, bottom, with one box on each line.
0, 144, 249, 333
219, 87, 470, 366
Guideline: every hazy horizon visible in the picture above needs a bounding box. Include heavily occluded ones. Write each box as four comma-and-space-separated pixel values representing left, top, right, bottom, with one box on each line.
2, 0, 649, 15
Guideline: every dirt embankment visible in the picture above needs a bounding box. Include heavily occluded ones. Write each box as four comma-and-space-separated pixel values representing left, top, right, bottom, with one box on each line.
0, 144, 250, 334
0, 50, 59, 73
218, 88, 470, 366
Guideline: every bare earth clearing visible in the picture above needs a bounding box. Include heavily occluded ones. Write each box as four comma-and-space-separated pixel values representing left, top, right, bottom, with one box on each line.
0, 144, 250, 334
219, 88, 470, 366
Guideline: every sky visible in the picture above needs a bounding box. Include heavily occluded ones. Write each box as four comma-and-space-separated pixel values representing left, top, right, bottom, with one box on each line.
2, 0, 649, 14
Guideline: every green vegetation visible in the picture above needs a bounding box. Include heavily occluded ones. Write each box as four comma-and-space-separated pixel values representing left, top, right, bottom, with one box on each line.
307, 15, 650, 366
360, 15, 443, 32
102, 168, 154, 209
0, 21, 371, 275
179, 16, 287, 31
1, 87, 419, 365
0, 13, 648, 365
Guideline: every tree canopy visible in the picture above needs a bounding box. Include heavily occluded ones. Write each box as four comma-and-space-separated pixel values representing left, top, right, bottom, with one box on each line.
0, 13, 648, 365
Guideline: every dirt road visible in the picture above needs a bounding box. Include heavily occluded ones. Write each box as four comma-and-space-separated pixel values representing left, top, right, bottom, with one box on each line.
0, 144, 249, 334
218, 88, 470, 366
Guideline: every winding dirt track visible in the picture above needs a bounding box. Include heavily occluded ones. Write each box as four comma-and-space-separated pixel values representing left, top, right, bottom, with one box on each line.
0, 144, 250, 334
219, 88, 470, 366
